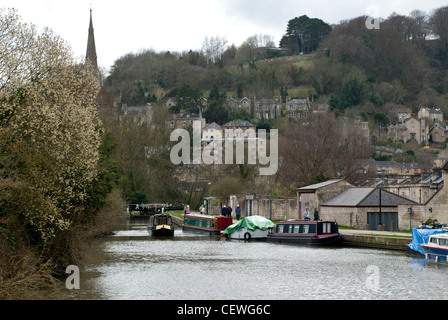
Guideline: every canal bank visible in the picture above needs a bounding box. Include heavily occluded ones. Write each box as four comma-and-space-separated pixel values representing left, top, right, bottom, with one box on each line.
340, 229, 412, 251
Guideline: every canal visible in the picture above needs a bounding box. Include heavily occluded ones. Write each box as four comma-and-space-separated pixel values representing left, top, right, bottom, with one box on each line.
62, 219, 448, 300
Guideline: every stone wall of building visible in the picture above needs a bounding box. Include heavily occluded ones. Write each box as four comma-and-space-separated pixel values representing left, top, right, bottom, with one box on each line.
398, 179, 448, 229
230, 194, 297, 220
320, 206, 399, 230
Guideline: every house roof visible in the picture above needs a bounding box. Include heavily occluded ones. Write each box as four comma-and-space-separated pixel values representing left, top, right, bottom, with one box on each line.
222, 120, 255, 127
322, 187, 415, 207
288, 98, 309, 104
297, 179, 343, 191
203, 122, 222, 130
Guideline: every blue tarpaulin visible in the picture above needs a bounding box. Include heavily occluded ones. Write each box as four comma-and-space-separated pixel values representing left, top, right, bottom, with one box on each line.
408, 228, 448, 255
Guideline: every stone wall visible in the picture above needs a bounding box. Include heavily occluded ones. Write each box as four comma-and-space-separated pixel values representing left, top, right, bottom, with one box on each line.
230, 194, 297, 220
320, 206, 399, 230
320, 206, 366, 229
398, 179, 448, 229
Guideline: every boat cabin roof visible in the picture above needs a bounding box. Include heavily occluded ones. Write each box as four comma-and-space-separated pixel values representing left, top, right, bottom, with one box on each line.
277, 220, 336, 224
430, 233, 448, 240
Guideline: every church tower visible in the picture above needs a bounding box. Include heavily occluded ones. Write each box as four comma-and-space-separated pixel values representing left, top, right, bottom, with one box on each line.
86, 9, 98, 71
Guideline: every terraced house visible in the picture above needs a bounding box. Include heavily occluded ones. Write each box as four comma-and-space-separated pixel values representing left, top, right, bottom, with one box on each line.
285, 98, 311, 119
255, 99, 281, 120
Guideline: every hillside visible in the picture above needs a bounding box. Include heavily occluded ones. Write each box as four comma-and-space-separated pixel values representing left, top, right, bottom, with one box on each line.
104, 7, 448, 125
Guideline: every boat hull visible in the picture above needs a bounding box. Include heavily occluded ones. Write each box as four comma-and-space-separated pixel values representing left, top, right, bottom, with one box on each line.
227, 228, 269, 240
182, 214, 233, 235
148, 225, 174, 237
421, 245, 448, 263
267, 233, 343, 246
182, 224, 222, 235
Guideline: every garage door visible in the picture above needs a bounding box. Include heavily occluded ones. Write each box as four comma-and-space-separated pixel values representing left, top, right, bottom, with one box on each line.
367, 212, 399, 231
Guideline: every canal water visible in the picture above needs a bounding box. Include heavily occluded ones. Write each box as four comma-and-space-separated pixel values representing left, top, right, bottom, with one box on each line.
62, 219, 448, 300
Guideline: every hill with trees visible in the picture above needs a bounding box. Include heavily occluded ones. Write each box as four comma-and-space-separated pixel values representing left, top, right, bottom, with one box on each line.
104, 6, 448, 126
101, 5, 448, 204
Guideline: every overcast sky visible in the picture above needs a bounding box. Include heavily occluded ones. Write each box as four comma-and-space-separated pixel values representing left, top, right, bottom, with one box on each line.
2, 0, 447, 72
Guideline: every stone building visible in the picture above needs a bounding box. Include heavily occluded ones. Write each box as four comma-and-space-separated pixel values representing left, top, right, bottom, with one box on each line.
285, 98, 311, 120
254, 99, 281, 120
297, 180, 354, 219
203, 194, 297, 220
166, 113, 206, 129
418, 107, 444, 124
429, 123, 447, 143
397, 161, 448, 230
320, 188, 415, 231
226, 97, 252, 114
229, 194, 297, 221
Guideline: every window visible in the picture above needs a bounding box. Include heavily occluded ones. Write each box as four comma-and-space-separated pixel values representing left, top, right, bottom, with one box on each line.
292, 225, 300, 233
322, 223, 332, 234
277, 224, 289, 233
303, 224, 309, 234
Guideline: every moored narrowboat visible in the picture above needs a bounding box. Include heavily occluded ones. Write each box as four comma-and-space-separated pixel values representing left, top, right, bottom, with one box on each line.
182, 214, 233, 235
148, 214, 175, 237
420, 232, 448, 263
267, 220, 342, 246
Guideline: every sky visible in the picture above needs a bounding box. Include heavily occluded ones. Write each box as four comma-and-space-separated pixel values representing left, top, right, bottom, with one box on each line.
2, 0, 448, 72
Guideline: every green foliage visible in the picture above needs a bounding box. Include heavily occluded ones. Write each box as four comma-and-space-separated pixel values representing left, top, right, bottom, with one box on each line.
280, 15, 332, 54
170, 84, 203, 114
202, 99, 230, 124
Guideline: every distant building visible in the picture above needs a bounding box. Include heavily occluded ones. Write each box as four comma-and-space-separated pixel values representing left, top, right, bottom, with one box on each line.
119, 104, 152, 124
418, 107, 444, 124
387, 117, 428, 145
86, 9, 98, 72
226, 97, 252, 114
285, 98, 311, 119
429, 123, 447, 143
255, 99, 281, 120
166, 113, 206, 129
201, 122, 223, 144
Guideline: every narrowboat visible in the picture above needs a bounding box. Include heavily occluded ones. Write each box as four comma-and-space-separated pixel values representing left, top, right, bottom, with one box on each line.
182, 214, 233, 235
148, 214, 175, 237
420, 232, 448, 263
223, 215, 275, 240
267, 220, 342, 246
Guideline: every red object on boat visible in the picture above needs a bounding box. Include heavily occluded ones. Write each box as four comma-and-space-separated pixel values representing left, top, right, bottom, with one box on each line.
217, 216, 233, 231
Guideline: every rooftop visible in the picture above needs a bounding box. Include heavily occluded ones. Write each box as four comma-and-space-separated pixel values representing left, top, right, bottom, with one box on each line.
322, 187, 415, 207
297, 179, 343, 191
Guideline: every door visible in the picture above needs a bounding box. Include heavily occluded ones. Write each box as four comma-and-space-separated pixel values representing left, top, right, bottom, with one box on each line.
367, 212, 399, 231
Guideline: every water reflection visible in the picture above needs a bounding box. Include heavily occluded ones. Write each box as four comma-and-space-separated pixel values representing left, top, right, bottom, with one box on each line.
62, 220, 448, 300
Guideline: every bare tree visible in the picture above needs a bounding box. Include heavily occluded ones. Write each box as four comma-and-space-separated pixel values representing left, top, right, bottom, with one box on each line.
201, 35, 228, 64
278, 112, 370, 194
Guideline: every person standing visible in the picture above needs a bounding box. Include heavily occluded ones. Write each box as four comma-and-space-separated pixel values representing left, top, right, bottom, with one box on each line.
313, 210, 320, 221
235, 205, 241, 220
227, 205, 233, 218
200, 205, 205, 215
303, 207, 311, 220
185, 205, 190, 214
221, 205, 227, 216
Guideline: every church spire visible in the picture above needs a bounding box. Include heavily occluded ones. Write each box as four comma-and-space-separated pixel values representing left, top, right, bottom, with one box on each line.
86, 8, 98, 71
